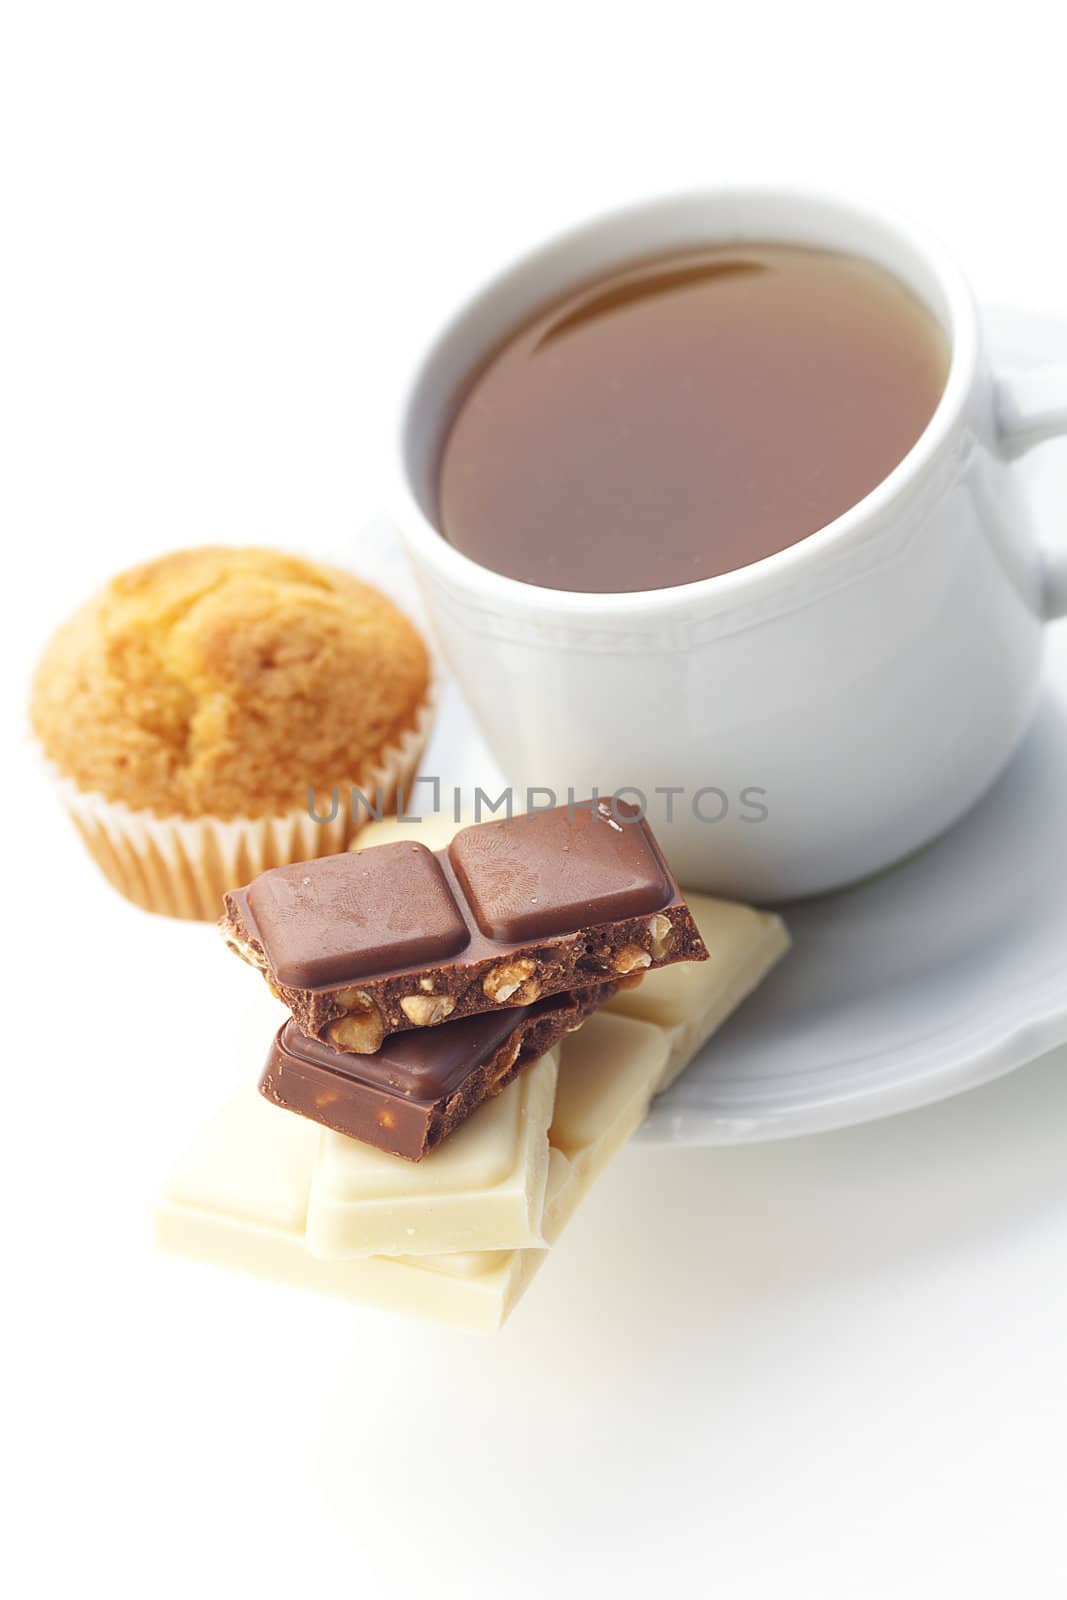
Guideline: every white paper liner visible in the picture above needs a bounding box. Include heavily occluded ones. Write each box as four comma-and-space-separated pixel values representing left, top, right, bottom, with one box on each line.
44, 690, 436, 921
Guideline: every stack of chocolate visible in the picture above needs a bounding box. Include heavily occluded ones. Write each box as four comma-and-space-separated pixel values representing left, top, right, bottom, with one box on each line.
155, 801, 790, 1330
222, 800, 708, 1160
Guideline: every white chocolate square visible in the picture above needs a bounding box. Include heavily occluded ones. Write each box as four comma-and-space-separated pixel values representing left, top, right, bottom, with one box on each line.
155, 1013, 668, 1331
159, 1083, 320, 1240
304, 1051, 558, 1258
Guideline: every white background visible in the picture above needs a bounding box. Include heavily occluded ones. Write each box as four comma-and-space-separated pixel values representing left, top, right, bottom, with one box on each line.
3, 3, 1066, 1596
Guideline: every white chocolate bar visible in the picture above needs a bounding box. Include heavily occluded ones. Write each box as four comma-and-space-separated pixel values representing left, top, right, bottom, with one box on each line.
304, 1051, 557, 1258
155, 1017, 667, 1332
154, 1089, 534, 1331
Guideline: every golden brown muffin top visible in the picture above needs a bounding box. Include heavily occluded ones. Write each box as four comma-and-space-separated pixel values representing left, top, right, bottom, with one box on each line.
31, 546, 431, 819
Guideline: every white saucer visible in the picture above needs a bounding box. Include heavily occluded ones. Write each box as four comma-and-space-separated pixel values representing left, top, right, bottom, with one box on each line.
361, 306, 1067, 1148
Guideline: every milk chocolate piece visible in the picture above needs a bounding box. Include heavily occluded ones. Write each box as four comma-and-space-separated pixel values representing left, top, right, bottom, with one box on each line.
222, 800, 708, 1051
259, 983, 615, 1161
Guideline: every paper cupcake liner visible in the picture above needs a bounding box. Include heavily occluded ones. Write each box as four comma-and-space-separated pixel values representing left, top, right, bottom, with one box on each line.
46, 691, 436, 921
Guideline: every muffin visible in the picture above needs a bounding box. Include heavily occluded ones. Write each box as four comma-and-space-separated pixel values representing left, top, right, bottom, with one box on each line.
31, 546, 434, 919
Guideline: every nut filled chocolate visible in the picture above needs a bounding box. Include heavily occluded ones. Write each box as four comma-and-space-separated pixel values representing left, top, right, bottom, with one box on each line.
260, 983, 616, 1160
222, 800, 708, 1052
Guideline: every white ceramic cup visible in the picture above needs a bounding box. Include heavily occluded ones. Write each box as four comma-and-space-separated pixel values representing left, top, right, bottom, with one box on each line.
391, 189, 1067, 900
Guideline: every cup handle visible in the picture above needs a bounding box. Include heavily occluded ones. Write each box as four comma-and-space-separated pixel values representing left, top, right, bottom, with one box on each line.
995, 366, 1067, 620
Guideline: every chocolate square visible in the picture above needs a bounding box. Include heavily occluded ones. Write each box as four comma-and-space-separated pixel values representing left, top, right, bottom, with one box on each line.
245, 842, 470, 988
447, 802, 671, 941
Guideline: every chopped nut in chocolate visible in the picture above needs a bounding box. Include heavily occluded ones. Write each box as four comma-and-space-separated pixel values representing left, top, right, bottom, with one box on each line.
259, 983, 616, 1160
